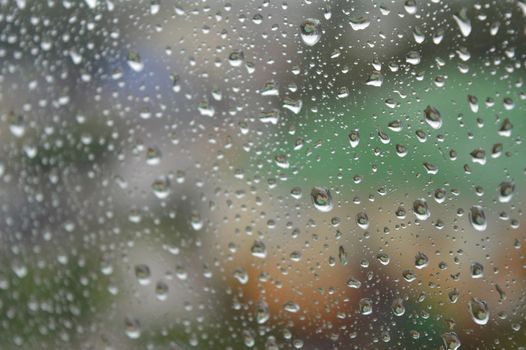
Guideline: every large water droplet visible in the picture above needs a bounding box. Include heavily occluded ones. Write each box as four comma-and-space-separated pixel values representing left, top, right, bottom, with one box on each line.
300, 18, 321, 46
413, 199, 430, 220
127, 50, 144, 72
283, 301, 300, 313
135, 264, 151, 285
359, 298, 373, 315
349, 16, 370, 31
391, 298, 405, 316
424, 105, 442, 129
498, 181, 515, 203
469, 206, 487, 231
415, 252, 429, 269
453, 8, 472, 37
311, 187, 333, 212
251, 240, 267, 258
256, 300, 270, 324
348, 130, 360, 148
469, 297, 490, 325
442, 332, 461, 350
470, 262, 484, 279
356, 212, 369, 230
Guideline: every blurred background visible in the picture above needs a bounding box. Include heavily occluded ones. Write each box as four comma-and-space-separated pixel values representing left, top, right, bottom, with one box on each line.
0, 0, 525, 349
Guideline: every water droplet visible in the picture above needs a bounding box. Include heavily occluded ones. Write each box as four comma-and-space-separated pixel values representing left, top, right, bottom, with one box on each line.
251, 240, 267, 259
376, 253, 390, 265
151, 176, 170, 199
258, 110, 280, 125
190, 212, 203, 231
423, 162, 438, 175
125, 317, 142, 339
413, 26, 425, 43
469, 297, 490, 325
395, 144, 407, 157
228, 50, 244, 67
127, 50, 144, 72
391, 298, 405, 316
356, 212, 369, 230
348, 130, 360, 148
469, 206, 487, 231
396, 206, 406, 219
406, 51, 421, 65
424, 105, 442, 129
150, 0, 160, 15
498, 118, 513, 137
300, 18, 321, 46
283, 97, 303, 114
403, 270, 416, 282
338, 246, 349, 266
434, 188, 447, 203
359, 298, 373, 315
275, 155, 289, 169
470, 149, 486, 165
404, 0, 417, 15
346, 277, 361, 289
413, 199, 430, 220
260, 81, 279, 96
442, 332, 461, 350
453, 8, 472, 37
448, 288, 459, 303
468, 95, 479, 113
366, 71, 384, 87
415, 252, 429, 269
290, 187, 302, 199
234, 268, 249, 284
496, 284, 506, 302
146, 147, 161, 165
349, 16, 370, 31
134, 264, 151, 285
498, 181, 515, 203
257, 301, 270, 324
155, 281, 169, 301
283, 301, 300, 313
311, 187, 333, 212
8, 112, 25, 138
471, 262, 484, 279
